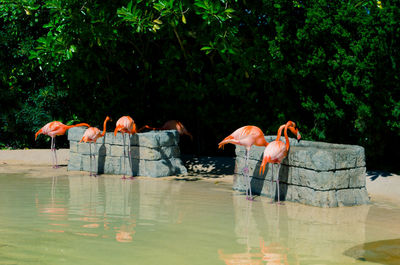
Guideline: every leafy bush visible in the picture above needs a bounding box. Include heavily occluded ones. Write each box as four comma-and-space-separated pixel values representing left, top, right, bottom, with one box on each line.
0, 0, 398, 171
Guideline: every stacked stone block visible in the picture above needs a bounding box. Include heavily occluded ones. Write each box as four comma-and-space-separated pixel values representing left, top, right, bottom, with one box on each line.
67, 127, 187, 177
234, 136, 369, 207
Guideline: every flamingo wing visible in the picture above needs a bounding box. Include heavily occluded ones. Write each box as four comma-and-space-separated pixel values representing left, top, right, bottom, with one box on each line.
259, 141, 287, 174
80, 127, 101, 143
115, 116, 136, 134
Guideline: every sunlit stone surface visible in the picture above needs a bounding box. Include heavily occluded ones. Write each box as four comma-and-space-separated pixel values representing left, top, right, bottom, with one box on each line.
234, 136, 369, 207
67, 127, 187, 177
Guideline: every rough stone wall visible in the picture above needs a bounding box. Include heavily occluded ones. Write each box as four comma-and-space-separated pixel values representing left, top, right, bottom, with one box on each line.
234, 136, 369, 207
67, 127, 187, 177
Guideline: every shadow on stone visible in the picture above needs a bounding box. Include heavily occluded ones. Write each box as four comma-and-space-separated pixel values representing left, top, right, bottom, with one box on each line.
249, 156, 264, 196
129, 134, 139, 176
97, 143, 106, 174
278, 165, 289, 202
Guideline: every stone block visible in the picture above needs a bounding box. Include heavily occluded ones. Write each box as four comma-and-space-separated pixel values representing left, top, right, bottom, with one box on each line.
109, 145, 181, 160
108, 130, 180, 147
234, 156, 270, 181
233, 138, 368, 207
104, 156, 122, 175
68, 128, 188, 178
78, 142, 107, 155
68, 151, 82, 171
347, 167, 366, 188
235, 136, 366, 171
69, 141, 78, 153
137, 145, 180, 160
235, 157, 366, 191
110, 145, 126, 157
81, 154, 99, 173
67, 127, 87, 141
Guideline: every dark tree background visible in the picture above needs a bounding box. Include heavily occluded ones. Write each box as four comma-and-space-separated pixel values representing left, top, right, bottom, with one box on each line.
1, 0, 399, 172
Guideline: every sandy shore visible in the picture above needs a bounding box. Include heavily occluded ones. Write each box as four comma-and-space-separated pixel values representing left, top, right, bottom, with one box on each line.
0, 149, 399, 205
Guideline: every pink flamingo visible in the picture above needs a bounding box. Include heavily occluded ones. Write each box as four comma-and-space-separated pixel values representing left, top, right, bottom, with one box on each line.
259, 121, 301, 204
114, 116, 136, 179
218, 126, 269, 200
35, 121, 90, 168
79, 116, 111, 176
138, 120, 193, 140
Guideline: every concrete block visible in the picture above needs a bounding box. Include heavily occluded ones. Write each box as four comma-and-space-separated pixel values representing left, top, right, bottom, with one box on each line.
235, 136, 366, 171
68, 151, 82, 171
233, 138, 368, 207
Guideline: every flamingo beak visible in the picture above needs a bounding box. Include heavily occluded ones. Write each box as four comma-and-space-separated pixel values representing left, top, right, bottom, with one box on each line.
297, 132, 301, 142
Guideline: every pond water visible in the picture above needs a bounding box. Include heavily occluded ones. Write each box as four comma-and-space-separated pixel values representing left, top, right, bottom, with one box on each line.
0, 173, 399, 265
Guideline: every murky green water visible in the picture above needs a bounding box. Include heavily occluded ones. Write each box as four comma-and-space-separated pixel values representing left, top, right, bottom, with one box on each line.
0, 173, 400, 265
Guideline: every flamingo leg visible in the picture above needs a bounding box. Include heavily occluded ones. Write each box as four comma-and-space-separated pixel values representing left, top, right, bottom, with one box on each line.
243, 150, 248, 199
121, 134, 127, 179
276, 164, 282, 204
246, 150, 253, 200
270, 163, 274, 202
53, 137, 59, 168
93, 143, 97, 177
50, 137, 55, 168
89, 142, 93, 176
243, 149, 253, 200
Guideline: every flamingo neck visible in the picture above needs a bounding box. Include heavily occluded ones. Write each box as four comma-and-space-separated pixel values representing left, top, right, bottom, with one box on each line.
101, 119, 109, 137
284, 123, 290, 151
275, 125, 286, 142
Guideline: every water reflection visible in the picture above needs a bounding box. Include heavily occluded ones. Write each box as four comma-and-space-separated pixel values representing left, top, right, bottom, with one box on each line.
219, 197, 294, 265
219, 194, 371, 264
2, 173, 400, 264
36, 176, 184, 243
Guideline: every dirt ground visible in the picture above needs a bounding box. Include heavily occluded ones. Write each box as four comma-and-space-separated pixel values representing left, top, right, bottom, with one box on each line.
0, 149, 399, 205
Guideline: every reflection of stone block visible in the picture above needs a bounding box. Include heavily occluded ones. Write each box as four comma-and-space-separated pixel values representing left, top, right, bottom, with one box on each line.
67, 128, 187, 177
234, 136, 368, 207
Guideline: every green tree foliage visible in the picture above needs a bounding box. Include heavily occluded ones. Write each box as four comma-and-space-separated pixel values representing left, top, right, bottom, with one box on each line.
0, 0, 399, 171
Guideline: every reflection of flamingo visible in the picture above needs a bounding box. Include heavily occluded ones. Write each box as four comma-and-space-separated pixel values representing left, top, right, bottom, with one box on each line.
35, 121, 90, 168
218, 126, 268, 200
114, 116, 136, 179
79, 116, 111, 176
259, 239, 290, 265
115, 224, 136, 243
218, 249, 262, 265
259, 121, 301, 204
138, 120, 193, 140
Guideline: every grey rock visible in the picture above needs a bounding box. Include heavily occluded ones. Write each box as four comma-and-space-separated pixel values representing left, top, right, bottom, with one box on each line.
67, 127, 87, 141
233, 138, 368, 207
68, 127, 180, 147
235, 136, 365, 171
68, 151, 82, 171
68, 128, 187, 177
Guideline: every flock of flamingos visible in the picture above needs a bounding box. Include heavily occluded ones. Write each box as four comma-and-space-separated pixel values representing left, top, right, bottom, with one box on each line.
35, 116, 301, 202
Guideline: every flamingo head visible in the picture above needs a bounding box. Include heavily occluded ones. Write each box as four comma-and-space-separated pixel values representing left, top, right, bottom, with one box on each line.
287, 121, 301, 142
293, 123, 301, 142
